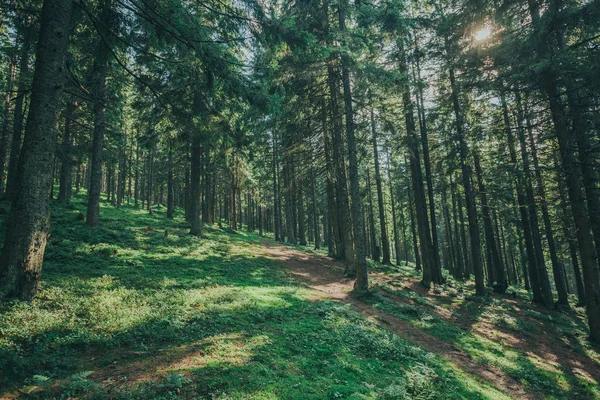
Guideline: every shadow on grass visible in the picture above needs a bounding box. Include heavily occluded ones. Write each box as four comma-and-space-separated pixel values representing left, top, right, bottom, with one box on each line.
0, 287, 496, 399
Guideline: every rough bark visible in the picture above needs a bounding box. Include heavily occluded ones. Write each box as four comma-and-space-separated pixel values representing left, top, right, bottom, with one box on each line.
58, 99, 77, 203
5, 27, 32, 200
448, 66, 484, 295
473, 150, 506, 293
86, 0, 112, 228
0, 55, 16, 194
370, 107, 390, 264
400, 46, 437, 287
0, 0, 73, 300
339, 0, 367, 291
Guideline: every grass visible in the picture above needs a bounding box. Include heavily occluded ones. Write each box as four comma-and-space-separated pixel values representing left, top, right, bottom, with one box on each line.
0, 191, 506, 400
0, 191, 597, 399
364, 273, 600, 399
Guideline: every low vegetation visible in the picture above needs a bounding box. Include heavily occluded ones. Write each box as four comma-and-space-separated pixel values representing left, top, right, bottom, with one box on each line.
1, 194, 598, 399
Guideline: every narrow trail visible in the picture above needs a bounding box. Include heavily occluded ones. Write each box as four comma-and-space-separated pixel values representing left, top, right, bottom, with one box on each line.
261, 241, 597, 400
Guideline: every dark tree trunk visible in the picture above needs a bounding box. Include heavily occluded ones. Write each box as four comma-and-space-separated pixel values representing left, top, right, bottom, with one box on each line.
450, 174, 465, 280
86, 0, 112, 228
272, 132, 280, 240
327, 65, 354, 266
5, 27, 32, 200
519, 92, 568, 305
0, 55, 16, 194
0, 0, 73, 300
512, 92, 554, 307
527, 0, 600, 341
387, 150, 400, 266
502, 92, 547, 305
190, 135, 202, 235
117, 147, 126, 206
473, 151, 506, 293
231, 152, 237, 231
367, 170, 379, 262
448, 66, 484, 295
58, 100, 76, 203
400, 47, 437, 287
408, 180, 422, 271
311, 162, 320, 250
413, 51, 442, 283
371, 107, 390, 264
167, 139, 174, 219
322, 101, 341, 258
297, 178, 307, 246
339, 0, 367, 291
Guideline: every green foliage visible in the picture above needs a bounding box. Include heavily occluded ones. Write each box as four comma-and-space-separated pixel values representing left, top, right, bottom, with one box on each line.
60, 371, 99, 398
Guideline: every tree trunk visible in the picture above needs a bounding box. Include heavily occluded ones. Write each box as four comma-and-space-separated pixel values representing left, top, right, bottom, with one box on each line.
400, 47, 437, 287
473, 150, 506, 293
367, 170, 379, 262
86, 0, 112, 228
387, 150, 401, 266
167, 139, 174, 219
0, 55, 16, 194
5, 27, 32, 200
327, 64, 354, 267
339, 0, 367, 291
0, 0, 73, 300
519, 91, 568, 305
190, 134, 202, 235
297, 177, 307, 245
57, 99, 76, 203
311, 162, 320, 250
322, 100, 341, 258
371, 107, 390, 264
448, 66, 484, 295
502, 92, 547, 305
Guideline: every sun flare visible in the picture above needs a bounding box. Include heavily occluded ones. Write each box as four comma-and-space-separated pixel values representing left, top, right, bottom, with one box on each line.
474, 27, 492, 41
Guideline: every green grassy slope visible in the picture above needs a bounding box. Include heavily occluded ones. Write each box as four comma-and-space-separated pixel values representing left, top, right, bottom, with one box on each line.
0, 192, 595, 399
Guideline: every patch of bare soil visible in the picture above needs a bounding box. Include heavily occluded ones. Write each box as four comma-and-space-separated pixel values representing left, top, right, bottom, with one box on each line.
261, 242, 598, 399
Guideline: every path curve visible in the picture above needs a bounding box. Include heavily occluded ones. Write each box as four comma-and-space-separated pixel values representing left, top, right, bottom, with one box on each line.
262, 242, 537, 400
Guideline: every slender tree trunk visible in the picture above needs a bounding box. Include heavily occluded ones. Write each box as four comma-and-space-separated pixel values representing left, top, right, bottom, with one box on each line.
400, 47, 437, 287
311, 162, 320, 250
408, 180, 422, 271
371, 107, 390, 264
367, 170, 379, 262
297, 178, 307, 245
0, 55, 16, 194
448, 66, 484, 295
558, 176, 585, 305
502, 92, 547, 305
190, 135, 202, 235
527, 0, 600, 341
322, 101, 341, 258
339, 0, 367, 290
86, 0, 113, 228
231, 152, 237, 231
58, 100, 76, 203
413, 50, 442, 282
0, 0, 73, 300
450, 174, 465, 280
5, 27, 32, 200
387, 150, 400, 266
167, 139, 174, 219
327, 65, 354, 267
473, 150, 506, 293
519, 92, 568, 305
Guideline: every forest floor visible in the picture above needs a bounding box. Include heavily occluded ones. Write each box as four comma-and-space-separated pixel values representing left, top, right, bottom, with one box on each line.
0, 192, 599, 399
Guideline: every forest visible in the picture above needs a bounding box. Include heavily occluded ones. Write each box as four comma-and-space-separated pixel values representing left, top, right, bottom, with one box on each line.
0, 0, 599, 398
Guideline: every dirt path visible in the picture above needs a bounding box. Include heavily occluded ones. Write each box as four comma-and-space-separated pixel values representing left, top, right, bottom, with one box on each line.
262, 242, 540, 399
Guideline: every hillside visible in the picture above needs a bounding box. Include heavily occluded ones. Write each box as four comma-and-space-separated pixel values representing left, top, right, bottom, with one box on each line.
0, 194, 598, 400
